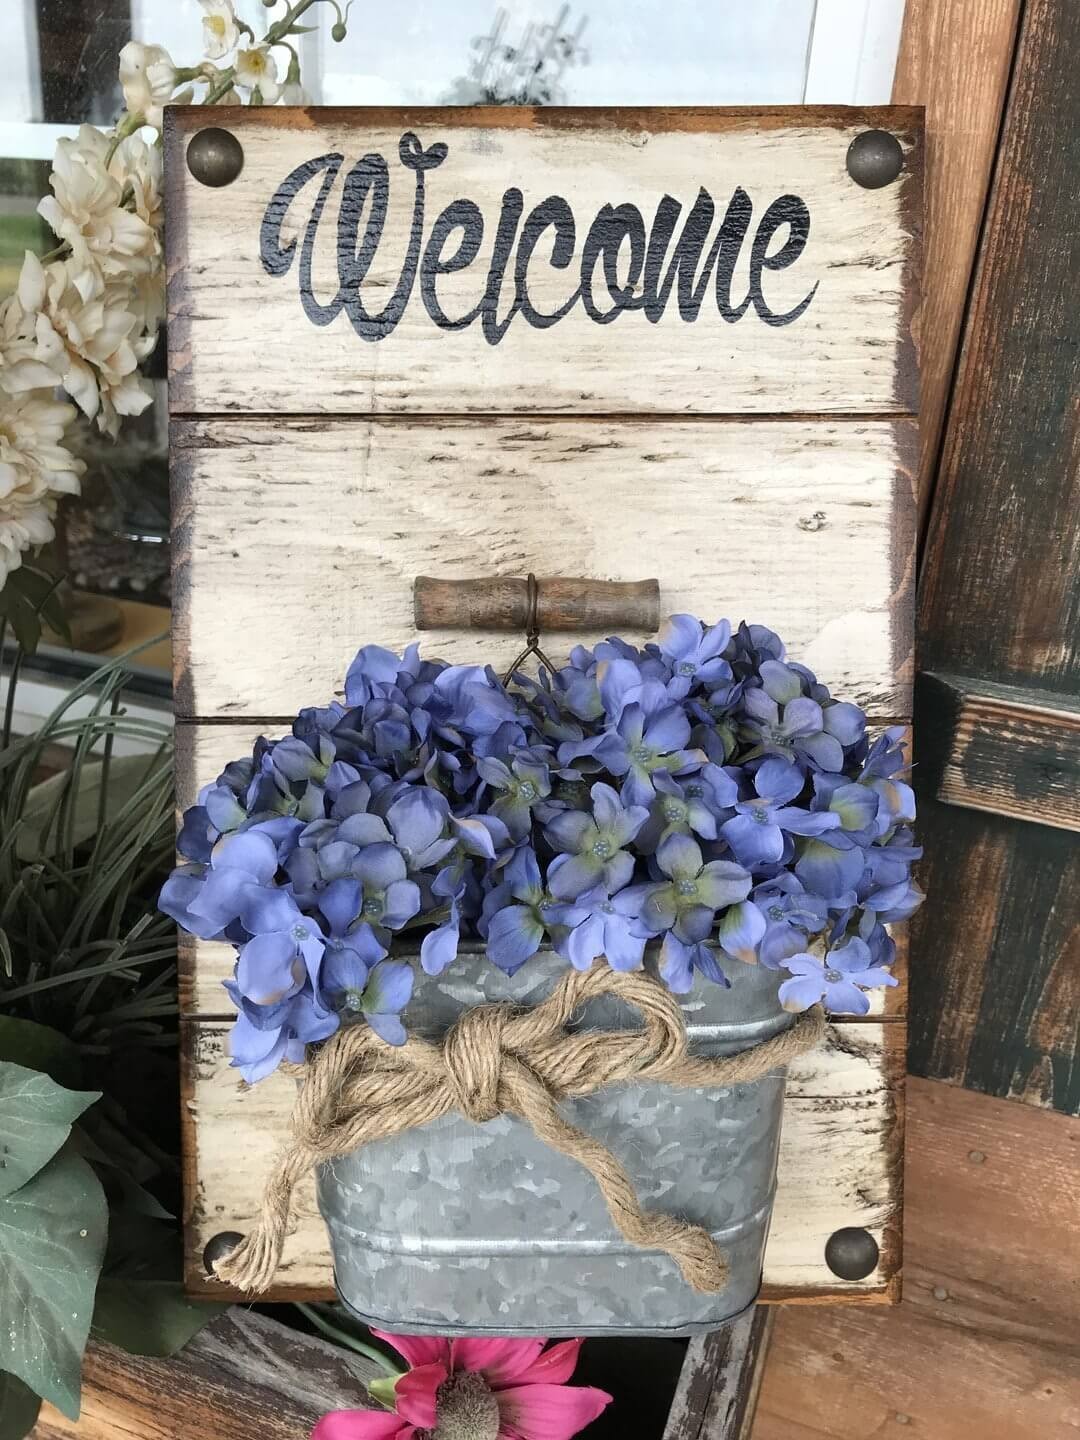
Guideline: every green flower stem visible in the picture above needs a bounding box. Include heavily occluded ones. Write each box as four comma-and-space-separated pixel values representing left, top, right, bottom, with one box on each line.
294, 1303, 403, 1375
202, 72, 238, 105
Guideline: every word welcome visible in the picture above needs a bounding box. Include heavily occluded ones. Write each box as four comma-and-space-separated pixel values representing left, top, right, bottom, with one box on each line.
260, 131, 819, 344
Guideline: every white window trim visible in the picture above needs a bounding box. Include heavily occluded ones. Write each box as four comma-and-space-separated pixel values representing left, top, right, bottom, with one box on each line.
0, 121, 79, 161
804, 0, 906, 105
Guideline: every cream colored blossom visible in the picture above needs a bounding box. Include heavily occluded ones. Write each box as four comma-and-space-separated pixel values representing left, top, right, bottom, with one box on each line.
118, 41, 181, 129
0, 388, 84, 584
38, 126, 157, 302
15, 254, 154, 439
235, 46, 280, 102
0, 283, 59, 397
200, 0, 241, 61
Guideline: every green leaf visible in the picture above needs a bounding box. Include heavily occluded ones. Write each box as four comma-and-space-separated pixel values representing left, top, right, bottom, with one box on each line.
0, 1371, 41, 1440
0, 586, 40, 656
0, 1145, 108, 1419
15, 756, 157, 863
92, 1277, 223, 1358
0, 1019, 83, 1091
0, 1064, 100, 1198
10, 568, 70, 649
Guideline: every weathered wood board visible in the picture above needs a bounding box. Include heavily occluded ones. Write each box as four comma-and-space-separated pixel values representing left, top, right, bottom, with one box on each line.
164, 107, 922, 417
171, 417, 916, 721
166, 105, 921, 1306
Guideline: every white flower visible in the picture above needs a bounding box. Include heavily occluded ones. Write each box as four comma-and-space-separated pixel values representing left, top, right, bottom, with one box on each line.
235, 46, 280, 102
0, 387, 84, 586
200, 0, 241, 61
38, 125, 157, 302
281, 78, 309, 105
119, 41, 180, 128
16, 254, 154, 439
0, 280, 60, 397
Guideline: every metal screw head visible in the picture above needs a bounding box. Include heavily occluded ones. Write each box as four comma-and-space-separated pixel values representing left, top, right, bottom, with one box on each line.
825, 1226, 880, 1280
846, 130, 904, 189
203, 1230, 244, 1275
186, 127, 244, 188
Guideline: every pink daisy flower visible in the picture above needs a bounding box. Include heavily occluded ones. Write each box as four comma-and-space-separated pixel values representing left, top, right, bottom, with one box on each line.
312, 1331, 612, 1440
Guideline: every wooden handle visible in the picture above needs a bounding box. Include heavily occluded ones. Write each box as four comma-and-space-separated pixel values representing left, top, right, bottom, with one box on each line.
414, 576, 660, 633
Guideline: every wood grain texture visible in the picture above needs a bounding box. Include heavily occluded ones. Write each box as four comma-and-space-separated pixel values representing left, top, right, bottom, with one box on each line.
181, 1018, 904, 1304
414, 575, 660, 633
892, 0, 1022, 520
171, 417, 916, 721
751, 1075, 1080, 1440
910, 0, 1080, 1117
32, 1308, 384, 1440
663, 1308, 774, 1440
921, 672, 1080, 831
917, 0, 1080, 696
164, 106, 922, 417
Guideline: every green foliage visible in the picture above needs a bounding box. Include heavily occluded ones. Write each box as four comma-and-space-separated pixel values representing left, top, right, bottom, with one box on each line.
0, 566, 69, 657
0, 1063, 108, 1420
0, 1371, 41, 1440
0, 1063, 100, 1197
0, 646, 221, 1434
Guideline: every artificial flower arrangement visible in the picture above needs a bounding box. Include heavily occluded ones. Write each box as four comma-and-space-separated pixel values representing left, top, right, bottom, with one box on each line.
0, 0, 347, 598
161, 614, 922, 1081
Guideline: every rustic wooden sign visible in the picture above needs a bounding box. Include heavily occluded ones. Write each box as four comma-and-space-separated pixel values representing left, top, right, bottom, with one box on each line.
165, 105, 921, 1304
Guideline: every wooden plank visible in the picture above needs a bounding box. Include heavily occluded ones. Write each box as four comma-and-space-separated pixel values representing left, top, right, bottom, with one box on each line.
663, 1308, 775, 1440
181, 1019, 904, 1304
751, 1075, 1080, 1439
891, 0, 1022, 520
921, 672, 1080, 831
909, 0, 1080, 1116
32, 1308, 384, 1440
164, 106, 922, 417
917, 0, 1080, 698
171, 417, 916, 722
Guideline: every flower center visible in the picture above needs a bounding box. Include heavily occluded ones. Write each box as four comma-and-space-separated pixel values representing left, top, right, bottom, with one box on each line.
750, 805, 770, 824
678, 661, 696, 675
825, 968, 843, 984
675, 879, 697, 897
768, 905, 785, 922
592, 838, 612, 858
632, 744, 653, 765
422, 1372, 501, 1440
685, 784, 703, 798
518, 781, 536, 801
362, 895, 383, 917
290, 923, 308, 942
663, 801, 686, 822
207, 16, 226, 36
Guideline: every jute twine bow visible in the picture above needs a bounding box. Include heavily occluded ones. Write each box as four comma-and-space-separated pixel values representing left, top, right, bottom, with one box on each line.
212, 965, 826, 1295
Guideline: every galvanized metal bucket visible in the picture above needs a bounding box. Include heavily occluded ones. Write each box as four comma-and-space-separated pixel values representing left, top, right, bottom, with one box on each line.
317, 946, 793, 1337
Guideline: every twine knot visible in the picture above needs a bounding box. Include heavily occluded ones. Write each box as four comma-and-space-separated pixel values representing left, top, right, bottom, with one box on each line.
211, 964, 825, 1297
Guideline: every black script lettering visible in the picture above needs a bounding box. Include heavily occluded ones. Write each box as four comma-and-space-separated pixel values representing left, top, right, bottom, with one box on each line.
580, 203, 646, 323
479, 188, 524, 345
258, 133, 822, 341
260, 152, 345, 327
515, 197, 580, 329
749, 195, 818, 326
421, 199, 485, 329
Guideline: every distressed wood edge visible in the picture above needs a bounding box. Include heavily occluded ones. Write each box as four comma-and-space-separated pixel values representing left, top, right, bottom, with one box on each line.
662, 1306, 775, 1440
895, 116, 925, 421
180, 1019, 906, 1303
164, 103, 927, 139
163, 118, 195, 416
891, 418, 919, 709
918, 671, 1080, 831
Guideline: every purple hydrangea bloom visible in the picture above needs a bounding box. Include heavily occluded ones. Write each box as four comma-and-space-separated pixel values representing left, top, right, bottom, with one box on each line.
161, 618, 921, 1080
778, 938, 899, 1016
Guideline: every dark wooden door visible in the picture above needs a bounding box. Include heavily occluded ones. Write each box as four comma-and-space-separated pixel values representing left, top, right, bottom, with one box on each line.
913, 0, 1079, 1114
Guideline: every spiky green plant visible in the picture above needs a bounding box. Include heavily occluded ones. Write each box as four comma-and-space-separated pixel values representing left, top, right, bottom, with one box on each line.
0, 638, 222, 1438
0, 641, 176, 1055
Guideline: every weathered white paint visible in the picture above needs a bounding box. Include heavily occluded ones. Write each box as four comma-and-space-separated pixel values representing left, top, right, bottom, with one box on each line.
183, 1018, 900, 1299
172, 418, 914, 721
165, 108, 920, 416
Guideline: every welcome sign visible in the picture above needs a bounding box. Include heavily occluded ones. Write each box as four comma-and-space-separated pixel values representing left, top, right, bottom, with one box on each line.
166, 106, 920, 1302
